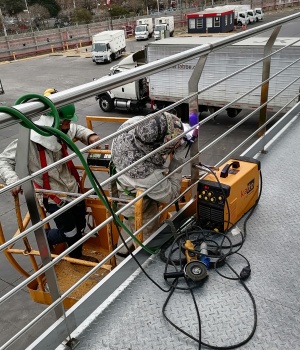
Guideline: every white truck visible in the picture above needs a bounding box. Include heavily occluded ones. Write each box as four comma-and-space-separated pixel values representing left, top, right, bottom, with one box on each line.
135, 18, 154, 41
146, 36, 300, 118
235, 5, 258, 23
92, 30, 126, 64
245, 8, 258, 23
153, 16, 174, 40
207, 5, 249, 26
235, 4, 263, 22
95, 50, 149, 112
94, 36, 300, 117
255, 7, 264, 21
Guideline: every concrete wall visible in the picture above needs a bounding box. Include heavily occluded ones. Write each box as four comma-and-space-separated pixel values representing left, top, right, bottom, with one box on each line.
0, 11, 194, 61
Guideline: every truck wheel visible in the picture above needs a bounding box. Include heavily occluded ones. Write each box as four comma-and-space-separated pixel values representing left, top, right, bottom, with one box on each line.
99, 94, 113, 112
227, 108, 242, 118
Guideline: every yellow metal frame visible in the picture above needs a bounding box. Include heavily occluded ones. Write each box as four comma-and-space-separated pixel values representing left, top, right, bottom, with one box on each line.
0, 115, 193, 308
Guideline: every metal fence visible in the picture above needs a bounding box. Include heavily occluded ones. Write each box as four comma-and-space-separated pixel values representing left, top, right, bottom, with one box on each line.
0, 11, 300, 350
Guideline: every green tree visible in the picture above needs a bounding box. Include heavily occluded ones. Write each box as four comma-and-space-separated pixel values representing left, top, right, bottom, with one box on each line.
109, 5, 130, 17
71, 8, 92, 24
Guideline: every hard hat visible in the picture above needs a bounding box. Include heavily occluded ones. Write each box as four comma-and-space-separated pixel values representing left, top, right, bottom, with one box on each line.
44, 88, 58, 96
58, 104, 78, 122
44, 88, 78, 122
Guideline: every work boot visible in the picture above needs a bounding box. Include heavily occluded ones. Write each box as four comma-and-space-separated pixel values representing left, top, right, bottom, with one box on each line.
116, 244, 135, 258
116, 245, 135, 265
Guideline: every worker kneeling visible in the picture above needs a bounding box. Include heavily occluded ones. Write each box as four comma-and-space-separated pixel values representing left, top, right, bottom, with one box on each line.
111, 112, 187, 258
0, 88, 100, 262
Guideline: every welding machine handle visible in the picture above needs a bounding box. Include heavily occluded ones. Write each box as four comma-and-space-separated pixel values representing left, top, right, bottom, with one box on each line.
220, 161, 240, 178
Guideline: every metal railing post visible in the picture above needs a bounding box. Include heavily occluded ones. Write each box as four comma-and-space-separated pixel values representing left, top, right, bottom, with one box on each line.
188, 54, 208, 196
15, 126, 65, 320
258, 25, 281, 137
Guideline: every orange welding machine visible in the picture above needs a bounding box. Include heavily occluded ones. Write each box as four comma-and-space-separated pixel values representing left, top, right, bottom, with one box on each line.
197, 156, 261, 232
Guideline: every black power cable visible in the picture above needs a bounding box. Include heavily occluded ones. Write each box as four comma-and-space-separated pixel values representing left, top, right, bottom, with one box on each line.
160, 162, 262, 349
89, 156, 261, 349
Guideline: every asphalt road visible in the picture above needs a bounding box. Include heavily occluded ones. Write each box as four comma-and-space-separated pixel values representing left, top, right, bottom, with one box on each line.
0, 7, 299, 350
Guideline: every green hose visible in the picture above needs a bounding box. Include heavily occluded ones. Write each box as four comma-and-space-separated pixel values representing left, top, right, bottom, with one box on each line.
0, 93, 159, 255
15, 93, 60, 132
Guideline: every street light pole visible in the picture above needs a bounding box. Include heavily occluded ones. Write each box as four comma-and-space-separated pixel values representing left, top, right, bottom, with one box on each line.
109, 8, 113, 30
146, 0, 149, 15
73, 0, 78, 26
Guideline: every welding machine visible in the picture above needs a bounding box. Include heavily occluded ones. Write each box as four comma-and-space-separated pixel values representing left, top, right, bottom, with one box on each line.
197, 156, 261, 232
87, 151, 111, 168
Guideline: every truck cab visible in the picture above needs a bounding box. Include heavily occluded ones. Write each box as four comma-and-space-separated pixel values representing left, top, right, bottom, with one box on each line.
154, 23, 168, 40
247, 9, 258, 23
92, 42, 112, 63
135, 24, 151, 40
95, 50, 149, 113
135, 18, 153, 41
254, 8, 264, 21
236, 11, 249, 26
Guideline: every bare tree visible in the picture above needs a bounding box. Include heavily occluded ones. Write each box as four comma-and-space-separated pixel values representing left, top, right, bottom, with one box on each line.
126, 0, 144, 14
30, 4, 51, 30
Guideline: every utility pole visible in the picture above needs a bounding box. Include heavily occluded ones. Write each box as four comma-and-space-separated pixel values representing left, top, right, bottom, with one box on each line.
110, 8, 113, 30
107, 0, 113, 30
73, 0, 78, 26
0, 8, 7, 37
24, 0, 34, 34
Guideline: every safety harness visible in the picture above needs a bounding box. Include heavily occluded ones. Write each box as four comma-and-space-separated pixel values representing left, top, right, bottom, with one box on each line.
109, 161, 136, 198
34, 142, 82, 207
